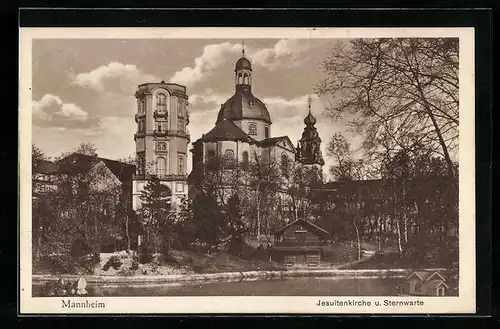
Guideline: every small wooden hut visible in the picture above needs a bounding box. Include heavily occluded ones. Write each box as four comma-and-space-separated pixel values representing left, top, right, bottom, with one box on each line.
407, 271, 449, 296
272, 218, 330, 267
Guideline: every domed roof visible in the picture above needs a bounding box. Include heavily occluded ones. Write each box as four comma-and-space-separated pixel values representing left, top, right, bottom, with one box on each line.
235, 57, 252, 71
216, 87, 271, 124
304, 112, 317, 125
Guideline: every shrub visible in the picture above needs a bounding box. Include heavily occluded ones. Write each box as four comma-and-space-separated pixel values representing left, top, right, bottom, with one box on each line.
130, 260, 139, 271
138, 244, 154, 264
70, 237, 92, 258
102, 255, 122, 271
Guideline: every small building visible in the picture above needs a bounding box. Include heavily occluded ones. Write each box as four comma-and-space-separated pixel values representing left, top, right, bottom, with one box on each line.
407, 271, 449, 296
272, 218, 330, 267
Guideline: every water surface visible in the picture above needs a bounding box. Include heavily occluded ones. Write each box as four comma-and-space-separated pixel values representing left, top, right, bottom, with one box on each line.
34, 277, 400, 296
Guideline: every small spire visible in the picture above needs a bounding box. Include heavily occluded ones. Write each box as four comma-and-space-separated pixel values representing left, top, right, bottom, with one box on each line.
308, 94, 312, 114
242, 40, 245, 57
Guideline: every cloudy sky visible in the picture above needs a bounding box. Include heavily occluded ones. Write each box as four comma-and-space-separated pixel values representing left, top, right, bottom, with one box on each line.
32, 38, 357, 177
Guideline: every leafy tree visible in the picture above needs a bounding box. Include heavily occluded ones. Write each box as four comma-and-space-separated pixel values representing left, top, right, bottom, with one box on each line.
137, 177, 173, 253
225, 194, 247, 256
191, 189, 225, 254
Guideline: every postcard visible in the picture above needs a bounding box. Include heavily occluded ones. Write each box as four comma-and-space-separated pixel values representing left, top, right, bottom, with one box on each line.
19, 27, 475, 314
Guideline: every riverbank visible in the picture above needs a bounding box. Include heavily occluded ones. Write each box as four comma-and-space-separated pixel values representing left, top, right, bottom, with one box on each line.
33, 267, 423, 286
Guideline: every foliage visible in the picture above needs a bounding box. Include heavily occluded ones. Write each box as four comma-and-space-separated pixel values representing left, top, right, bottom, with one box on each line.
225, 194, 247, 256
191, 189, 225, 253
102, 255, 123, 271
137, 177, 173, 253
138, 244, 154, 264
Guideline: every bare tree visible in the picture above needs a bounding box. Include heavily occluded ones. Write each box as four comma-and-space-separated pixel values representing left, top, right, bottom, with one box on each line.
316, 38, 459, 180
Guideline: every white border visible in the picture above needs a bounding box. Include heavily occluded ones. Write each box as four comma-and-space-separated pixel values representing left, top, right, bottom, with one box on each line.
19, 27, 475, 314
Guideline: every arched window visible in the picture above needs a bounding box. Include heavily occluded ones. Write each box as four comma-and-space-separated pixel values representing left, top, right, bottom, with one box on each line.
248, 122, 257, 135
156, 157, 166, 178
238, 73, 243, 84
243, 73, 248, 84
157, 93, 167, 113
242, 151, 249, 166
224, 149, 235, 166
281, 153, 289, 177
265, 126, 270, 138
139, 98, 145, 113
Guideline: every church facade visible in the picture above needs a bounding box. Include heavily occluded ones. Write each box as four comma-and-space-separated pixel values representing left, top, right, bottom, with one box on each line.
188, 51, 325, 217
131, 49, 325, 218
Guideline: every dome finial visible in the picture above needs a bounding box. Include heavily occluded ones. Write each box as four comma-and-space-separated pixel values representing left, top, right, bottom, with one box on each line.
308, 94, 312, 114
242, 40, 245, 57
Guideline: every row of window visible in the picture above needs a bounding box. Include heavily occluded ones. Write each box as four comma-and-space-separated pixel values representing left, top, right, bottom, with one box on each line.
138, 93, 185, 117
136, 153, 185, 176
137, 119, 185, 133
236, 72, 251, 85
210, 149, 289, 170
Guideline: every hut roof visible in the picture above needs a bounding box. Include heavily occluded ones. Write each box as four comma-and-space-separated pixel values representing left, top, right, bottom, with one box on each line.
273, 218, 330, 239
407, 271, 446, 282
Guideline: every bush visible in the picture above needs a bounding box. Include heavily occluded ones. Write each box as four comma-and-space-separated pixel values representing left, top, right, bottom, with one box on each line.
102, 255, 122, 271
130, 259, 139, 271
138, 245, 154, 264
70, 237, 92, 258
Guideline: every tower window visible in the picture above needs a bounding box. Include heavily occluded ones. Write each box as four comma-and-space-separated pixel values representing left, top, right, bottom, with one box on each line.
156, 142, 167, 151
178, 118, 184, 132
138, 121, 143, 132
156, 157, 166, 178
248, 122, 257, 135
156, 121, 167, 133
139, 99, 145, 114
265, 126, 270, 138
178, 156, 185, 175
157, 93, 167, 113
137, 152, 146, 176
178, 100, 183, 117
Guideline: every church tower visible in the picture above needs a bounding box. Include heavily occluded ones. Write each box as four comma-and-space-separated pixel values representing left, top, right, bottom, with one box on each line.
296, 95, 325, 175
132, 81, 190, 210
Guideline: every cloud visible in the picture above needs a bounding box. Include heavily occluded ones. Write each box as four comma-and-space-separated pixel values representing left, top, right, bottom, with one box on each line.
72, 62, 159, 95
32, 94, 93, 128
170, 39, 313, 87
251, 39, 311, 71
169, 42, 240, 87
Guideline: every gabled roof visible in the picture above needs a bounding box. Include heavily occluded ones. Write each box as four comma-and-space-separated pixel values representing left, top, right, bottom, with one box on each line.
34, 159, 60, 174
201, 119, 256, 144
427, 280, 449, 290
273, 218, 330, 239
407, 271, 446, 282
258, 136, 296, 152
56, 153, 136, 183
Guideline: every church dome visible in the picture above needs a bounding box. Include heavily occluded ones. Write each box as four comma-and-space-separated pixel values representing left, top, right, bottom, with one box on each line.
216, 87, 271, 124
235, 57, 252, 71
304, 112, 317, 125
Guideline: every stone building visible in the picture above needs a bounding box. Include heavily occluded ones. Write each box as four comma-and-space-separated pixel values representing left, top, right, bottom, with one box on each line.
132, 82, 190, 210
188, 49, 326, 229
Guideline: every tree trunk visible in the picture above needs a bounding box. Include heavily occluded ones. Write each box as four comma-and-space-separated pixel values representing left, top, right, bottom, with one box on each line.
395, 218, 403, 255
353, 217, 361, 261
125, 214, 131, 252
403, 213, 408, 243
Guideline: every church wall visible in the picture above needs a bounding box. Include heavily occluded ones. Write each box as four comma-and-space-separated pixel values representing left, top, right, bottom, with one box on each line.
235, 119, 271, 141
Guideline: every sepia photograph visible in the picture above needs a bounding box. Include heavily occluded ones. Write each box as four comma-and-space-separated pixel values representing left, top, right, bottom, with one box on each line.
19, 27, 475, 314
